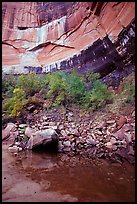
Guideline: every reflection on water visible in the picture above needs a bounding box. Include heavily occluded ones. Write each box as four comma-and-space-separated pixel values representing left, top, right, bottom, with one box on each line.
2, 144, 135, 202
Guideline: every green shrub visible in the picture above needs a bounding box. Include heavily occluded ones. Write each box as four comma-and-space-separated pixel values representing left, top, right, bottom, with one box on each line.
45, 70, 86, 106
84, 71, 100, 83
17, 72, 42, 96
2, 75, 17, 98
46, 71, 67, 106
116, 73, 135, 104
65, 70, 86, 104
2, 87, 27, 117
2, 69, 118, 115
83, 80, 113, 110
122, 82, 135, 103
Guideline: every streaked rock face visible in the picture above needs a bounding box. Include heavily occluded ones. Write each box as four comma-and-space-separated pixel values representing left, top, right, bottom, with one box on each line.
2, 2, 135, 74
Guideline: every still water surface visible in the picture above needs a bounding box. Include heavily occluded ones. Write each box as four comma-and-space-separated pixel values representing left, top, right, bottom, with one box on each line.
2, 144, 135, 202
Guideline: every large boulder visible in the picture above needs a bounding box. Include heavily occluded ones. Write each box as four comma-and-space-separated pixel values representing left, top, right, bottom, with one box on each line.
26, 128, 59, 150
25, 126, 36, 138
2, 123, 17, 142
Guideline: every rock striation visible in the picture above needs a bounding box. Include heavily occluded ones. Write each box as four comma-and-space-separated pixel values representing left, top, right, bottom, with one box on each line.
2, 2, 135, 75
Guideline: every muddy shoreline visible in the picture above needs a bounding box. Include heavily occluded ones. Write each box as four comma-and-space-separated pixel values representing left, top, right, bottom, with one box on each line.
2, 142, 135, 202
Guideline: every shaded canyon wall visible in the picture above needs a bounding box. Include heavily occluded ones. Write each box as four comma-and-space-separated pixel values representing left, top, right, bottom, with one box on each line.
2, 2, 135, 75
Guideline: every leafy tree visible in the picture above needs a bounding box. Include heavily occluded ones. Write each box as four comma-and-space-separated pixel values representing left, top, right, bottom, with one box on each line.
65, 70, 86, 104
17, 72, 42, 96
46, 71, 67, 106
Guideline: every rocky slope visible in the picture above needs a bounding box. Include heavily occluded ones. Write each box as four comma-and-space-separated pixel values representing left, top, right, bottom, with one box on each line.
2, 98, 135, 164
2, 2, 135, 76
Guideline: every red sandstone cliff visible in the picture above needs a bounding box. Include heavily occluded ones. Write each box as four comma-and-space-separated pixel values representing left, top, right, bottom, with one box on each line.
2, 2, 135, 74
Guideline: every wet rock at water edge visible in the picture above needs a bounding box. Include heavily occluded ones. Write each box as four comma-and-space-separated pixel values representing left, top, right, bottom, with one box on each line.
8, 145, 22, 152
25, 126, 36, 138
26, 128, 59, 150
2, 123, 17, 141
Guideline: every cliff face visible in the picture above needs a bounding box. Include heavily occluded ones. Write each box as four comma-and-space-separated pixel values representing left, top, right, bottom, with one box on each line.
2, 2, 135, 75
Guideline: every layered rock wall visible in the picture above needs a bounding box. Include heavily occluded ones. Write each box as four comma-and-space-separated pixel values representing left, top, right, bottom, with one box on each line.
2, 2, 135, 75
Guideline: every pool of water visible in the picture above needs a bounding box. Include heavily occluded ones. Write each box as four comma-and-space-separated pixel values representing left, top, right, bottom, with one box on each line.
2, 144, 135, 202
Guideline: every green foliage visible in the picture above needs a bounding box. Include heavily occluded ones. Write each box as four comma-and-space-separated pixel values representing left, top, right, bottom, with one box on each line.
83, 80, 113, 110
46, 71, 67, 106
44, 70, 86, 106
2, 70, 114, 114
17, 72, 42, 96
2, 69, 119, 116
2, 88, 27, 117
116, 81, 135, 105
84, 71, 100, 83
122, 82, 135, 103
65, 70, 86, 104
109, 73, 135, 113
2, 75, 17, 98
37, 74, 50, 90
115, 73, 135, 106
